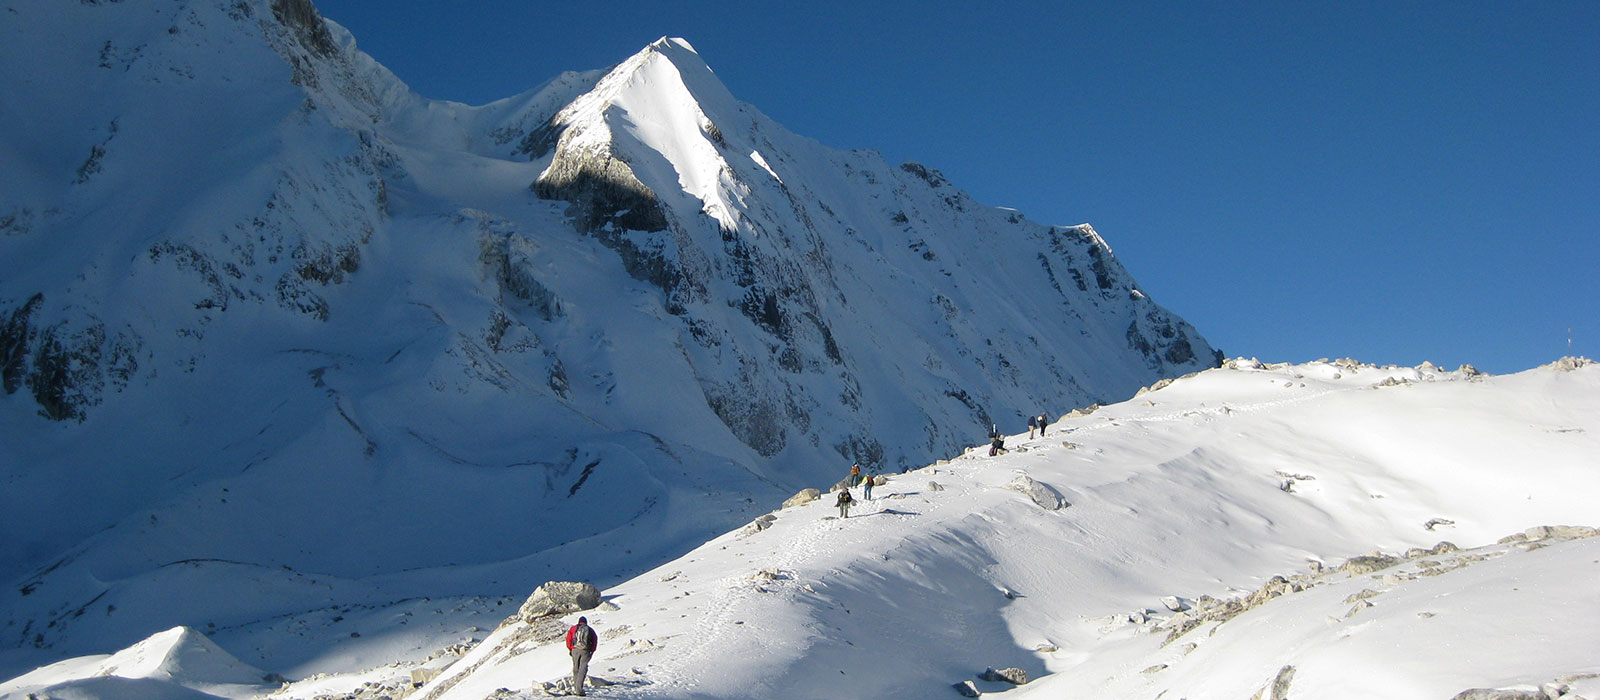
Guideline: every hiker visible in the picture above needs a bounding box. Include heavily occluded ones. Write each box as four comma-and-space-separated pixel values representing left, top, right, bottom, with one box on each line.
849, 462, 862, 487
863, 472, 875, 500
1036, 412, 1050, 437
988, 424, 1006, 456
566, 616, 598, 696
1027, 415, 1039, 439
836, 487, 854, 518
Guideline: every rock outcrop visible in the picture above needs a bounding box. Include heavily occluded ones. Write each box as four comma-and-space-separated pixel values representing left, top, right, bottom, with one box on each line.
516, 582, 602, 622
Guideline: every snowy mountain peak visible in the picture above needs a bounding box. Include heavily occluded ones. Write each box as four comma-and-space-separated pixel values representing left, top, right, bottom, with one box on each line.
531, 35, 747, 232
2, 7, 1220, 685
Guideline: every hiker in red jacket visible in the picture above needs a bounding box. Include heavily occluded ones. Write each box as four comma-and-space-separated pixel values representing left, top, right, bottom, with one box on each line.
566, 616, 598, 696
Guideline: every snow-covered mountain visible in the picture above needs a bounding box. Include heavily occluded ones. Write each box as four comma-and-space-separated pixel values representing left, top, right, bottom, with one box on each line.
5, 358, 1596, 700
0, 0, 1215, 677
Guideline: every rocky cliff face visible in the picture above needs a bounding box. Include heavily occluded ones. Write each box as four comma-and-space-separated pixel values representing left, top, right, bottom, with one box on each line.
0, 2, 1215, 658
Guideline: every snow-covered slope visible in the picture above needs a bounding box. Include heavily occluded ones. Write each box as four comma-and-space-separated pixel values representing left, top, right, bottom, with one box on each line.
14, 358, 1590, 700
0, 0, 1214, 680
403, 358, 1600, 700
0, 626, 272, 700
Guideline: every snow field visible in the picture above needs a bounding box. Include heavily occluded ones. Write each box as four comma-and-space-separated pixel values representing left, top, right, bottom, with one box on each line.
386, 360, 1599, 699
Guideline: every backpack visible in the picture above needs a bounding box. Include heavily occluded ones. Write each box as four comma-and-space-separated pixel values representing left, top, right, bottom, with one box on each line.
571, 623, 593, 651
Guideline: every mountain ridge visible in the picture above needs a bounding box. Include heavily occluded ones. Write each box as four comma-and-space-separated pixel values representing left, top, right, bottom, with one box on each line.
0, 0, 1215, 669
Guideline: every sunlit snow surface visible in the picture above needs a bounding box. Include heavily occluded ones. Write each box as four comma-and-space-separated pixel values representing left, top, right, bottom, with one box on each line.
7, 359, 1595, 700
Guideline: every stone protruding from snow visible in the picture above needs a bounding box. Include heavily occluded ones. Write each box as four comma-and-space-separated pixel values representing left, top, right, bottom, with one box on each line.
979, 667, 1029, 685
1251, 665, 1297, 700
518, 581, 601, 621
782, 488, 821, 508
1064, 403, 1101, 419
1006, 474, 1066, 510
953, 679, 981, 697
1448, 689, 1546, 700
1341, 553, 1403, 576
1545, 356, 1593, 372
1136, 377, 1176, 396
742, 513, 778, 535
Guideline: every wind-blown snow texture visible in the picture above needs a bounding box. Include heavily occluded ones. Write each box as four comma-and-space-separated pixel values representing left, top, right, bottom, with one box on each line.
0, 0, 1214, 678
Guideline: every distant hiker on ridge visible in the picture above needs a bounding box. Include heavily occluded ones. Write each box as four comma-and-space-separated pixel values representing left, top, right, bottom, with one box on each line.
1036, 412, 1050, 438
1027, 415, 1039, 439
566, 616, 598, 696
850, 462, 862, 487
837, 487, 854, 518
863, 471, 875, 500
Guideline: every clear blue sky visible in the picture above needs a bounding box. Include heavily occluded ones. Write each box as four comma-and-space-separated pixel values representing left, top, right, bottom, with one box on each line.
314, 0, 1598, 375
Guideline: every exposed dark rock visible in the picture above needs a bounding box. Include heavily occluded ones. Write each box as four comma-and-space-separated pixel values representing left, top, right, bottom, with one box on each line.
74, 145, 107, 184
535, 149, 669, 234
1086, 243, 1117, 292
0, 207, 35, 237
1165, 334, 1196, 365
704, 383, 787, 456
480, 234, 562, 321
1, 296, 146, 422
739, 287, 785, 337
517, 117, 564, 159
294, 242, 361, 285
1, 294, 44, 395
269, 0, 337, 59
547, 358, 570, 398
979, 667, 1028, 685
900, 162, 949, 188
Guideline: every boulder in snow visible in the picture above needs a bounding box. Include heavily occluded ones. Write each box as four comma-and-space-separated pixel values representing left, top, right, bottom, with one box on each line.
742, 513, 778, 535
1525, 524, 1599, 540
1448, 689, 1546, 700
782, 488, 821, 508
1545, 356, 1593, 372
518, 581, 602, 621
1006, 475, 1067, 510
1341, 554, 1402, 575
953, 679, 981, 697
979, 667, 1029, 685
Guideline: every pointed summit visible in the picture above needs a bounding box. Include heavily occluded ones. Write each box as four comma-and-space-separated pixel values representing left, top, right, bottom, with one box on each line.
531, 36, 749, 233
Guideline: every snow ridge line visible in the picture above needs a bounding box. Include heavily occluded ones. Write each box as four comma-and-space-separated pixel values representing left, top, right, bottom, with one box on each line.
1057, 380, 1369, 439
